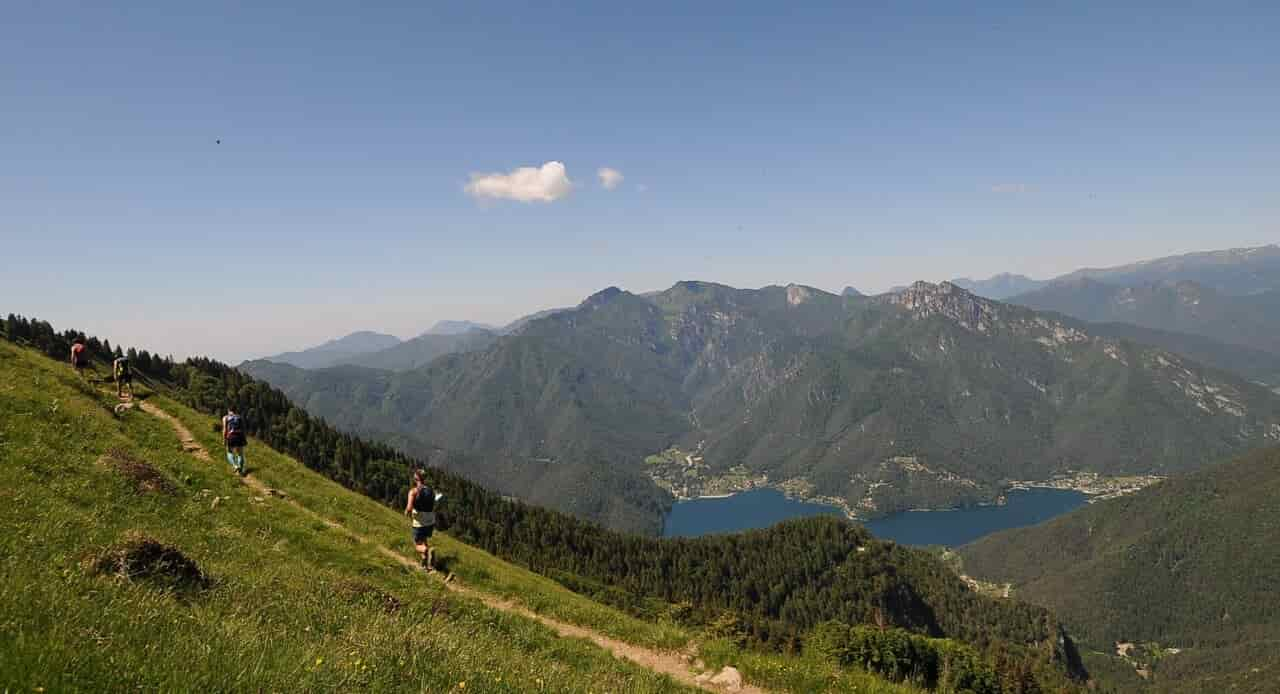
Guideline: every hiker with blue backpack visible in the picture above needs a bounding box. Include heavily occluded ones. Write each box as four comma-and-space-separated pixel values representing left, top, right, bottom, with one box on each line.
221, 408, 247, 476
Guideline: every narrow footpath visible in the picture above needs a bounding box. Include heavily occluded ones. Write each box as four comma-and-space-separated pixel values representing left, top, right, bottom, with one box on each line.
136, 398, 762, 694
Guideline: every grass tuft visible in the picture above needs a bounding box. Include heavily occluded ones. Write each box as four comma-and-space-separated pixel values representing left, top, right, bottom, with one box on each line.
332, 578, 403, 614
86, 530, 210, 593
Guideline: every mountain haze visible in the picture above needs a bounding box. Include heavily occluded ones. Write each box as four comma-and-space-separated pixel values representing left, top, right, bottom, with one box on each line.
1012, 279, 1280, 358
338, 328, 498, 371
970, 244, 1280, 299
1053, 244, 1280, 296
951, 274, 1045, 300
257, 330, 402, 369
427, 320, 499, 335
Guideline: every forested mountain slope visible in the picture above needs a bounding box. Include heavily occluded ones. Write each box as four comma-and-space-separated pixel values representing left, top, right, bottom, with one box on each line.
2, 315, 1089, 693
1082, 321, 1280, 387
958, 446, 1280, 693
244, 281, 1280, 533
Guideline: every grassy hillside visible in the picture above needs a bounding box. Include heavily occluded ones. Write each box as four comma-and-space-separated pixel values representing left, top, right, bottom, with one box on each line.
0, 340, 696, 692
957, 446, 1280, 692
0, 335, 960, 694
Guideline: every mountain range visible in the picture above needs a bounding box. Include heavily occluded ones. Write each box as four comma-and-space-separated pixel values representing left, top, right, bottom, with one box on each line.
1011, 278, 1280, 359
254, 315, 566, 373
257, 330, 402, 369
243, 278, 1280, 533
336, 328, 500, 372
950, 274, 1044, 300
1052, 244, 1280, 296
954, 244, 1280, 301
948, 245, 1280, 387
426, 319, 499, 335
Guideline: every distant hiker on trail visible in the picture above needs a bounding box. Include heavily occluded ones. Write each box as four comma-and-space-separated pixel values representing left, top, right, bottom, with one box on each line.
221, 408, 247, 476
113, 356, 133, 398
405, 469, 442, 572
70, 340, 88, 377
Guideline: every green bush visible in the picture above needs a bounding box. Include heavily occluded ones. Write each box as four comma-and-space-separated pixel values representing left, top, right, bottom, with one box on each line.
807, 621, 1000, 694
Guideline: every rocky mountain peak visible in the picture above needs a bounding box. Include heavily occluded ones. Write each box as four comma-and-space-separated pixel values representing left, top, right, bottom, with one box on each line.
884, 281, 1003, 333
580, 286, 625, 307
786, 284, 814, 306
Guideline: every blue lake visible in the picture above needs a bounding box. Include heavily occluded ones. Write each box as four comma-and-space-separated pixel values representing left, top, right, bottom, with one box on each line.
662, 487, 1087, 546
662, 489, 844, 538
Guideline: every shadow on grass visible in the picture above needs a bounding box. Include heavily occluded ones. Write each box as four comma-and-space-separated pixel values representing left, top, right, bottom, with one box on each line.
433, 552, 458, 576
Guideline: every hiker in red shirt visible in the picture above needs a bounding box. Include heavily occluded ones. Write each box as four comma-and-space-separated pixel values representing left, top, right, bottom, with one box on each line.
70, 339, 88, 377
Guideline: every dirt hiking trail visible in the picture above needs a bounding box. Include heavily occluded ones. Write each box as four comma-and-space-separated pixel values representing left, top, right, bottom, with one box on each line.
136, 398, 762, 693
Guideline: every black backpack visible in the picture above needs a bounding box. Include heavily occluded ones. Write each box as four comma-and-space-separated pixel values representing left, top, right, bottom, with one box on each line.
225, 414, 243, 434
413, 485, 435, 513
115, 358, 130, 377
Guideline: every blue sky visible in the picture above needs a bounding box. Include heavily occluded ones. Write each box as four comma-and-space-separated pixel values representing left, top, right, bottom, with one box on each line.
4, 1, 1277, 361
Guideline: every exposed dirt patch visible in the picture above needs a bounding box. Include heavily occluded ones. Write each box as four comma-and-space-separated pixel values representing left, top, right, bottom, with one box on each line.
333, 578, 403, 614
139, 401, 210, 461
87, 531, 210, 592
98, 447, 176, 495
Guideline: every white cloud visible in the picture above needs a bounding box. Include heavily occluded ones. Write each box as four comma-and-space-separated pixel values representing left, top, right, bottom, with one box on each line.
597, 167, 624, 190
990, 183, 1031, 194
465, 161, 572, 202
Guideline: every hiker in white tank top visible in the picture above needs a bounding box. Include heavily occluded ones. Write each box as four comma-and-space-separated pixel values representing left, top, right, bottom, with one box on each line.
404, 469, 441, 572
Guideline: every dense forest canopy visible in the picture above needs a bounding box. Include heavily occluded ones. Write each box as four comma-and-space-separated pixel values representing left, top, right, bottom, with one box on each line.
960, 445, 1280, 692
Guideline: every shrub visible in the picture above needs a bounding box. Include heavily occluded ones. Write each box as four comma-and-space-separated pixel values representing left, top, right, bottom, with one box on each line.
807, 621, 1000, 694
